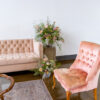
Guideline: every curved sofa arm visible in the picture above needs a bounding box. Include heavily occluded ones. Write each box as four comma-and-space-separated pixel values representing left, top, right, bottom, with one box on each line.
33, 40, 43, 59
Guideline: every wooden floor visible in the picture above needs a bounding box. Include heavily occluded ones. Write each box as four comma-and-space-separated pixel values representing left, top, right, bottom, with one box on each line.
7, 61, 100, 100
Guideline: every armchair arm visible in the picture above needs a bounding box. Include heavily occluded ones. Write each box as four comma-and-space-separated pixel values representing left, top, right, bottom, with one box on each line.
86, 53, 100, 82
33, 40, 43, 59
86, 64, 100, 82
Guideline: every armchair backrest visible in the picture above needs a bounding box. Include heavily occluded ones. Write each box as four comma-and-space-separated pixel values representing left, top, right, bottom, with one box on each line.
71, 41, 100, 75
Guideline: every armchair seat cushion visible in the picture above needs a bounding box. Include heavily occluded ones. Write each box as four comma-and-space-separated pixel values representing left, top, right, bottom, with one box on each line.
0, 53, 39, 66
54, 68, 88, 90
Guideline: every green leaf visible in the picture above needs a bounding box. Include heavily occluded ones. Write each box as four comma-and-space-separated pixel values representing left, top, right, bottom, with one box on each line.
34, 72, 40, 76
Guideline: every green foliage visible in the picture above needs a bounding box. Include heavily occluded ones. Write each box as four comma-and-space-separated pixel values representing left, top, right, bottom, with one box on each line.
34, 19, 64, 49
33, 57, 61, 78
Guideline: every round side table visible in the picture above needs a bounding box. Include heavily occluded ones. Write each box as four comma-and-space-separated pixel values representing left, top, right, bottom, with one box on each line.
0, 74, 14, 100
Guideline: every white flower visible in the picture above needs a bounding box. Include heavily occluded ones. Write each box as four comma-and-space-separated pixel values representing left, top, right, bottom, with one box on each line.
45, 24, 48, 28
43, 57, 48, 61
46, 62, 50, 65
39, 68, 43, 72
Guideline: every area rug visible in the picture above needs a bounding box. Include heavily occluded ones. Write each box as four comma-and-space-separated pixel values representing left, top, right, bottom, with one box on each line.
4, 80, 53, 100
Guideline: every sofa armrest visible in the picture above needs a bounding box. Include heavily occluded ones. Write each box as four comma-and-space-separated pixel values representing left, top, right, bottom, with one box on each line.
33, 40, 43, 59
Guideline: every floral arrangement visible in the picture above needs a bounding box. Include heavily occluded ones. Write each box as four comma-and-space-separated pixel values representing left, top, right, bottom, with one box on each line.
34, 56, 60, 79
34, 19, 64, 49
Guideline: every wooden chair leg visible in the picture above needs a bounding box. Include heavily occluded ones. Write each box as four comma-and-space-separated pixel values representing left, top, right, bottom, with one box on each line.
52, 74, 56, 89
93, 88, 97, 100
0, 95, 4, 100
78, 92, 80, 97
66, 91, 71, 100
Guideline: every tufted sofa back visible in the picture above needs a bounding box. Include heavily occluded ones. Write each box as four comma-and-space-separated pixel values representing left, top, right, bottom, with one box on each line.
71, 41, 100, 74
0, 39, 34, 54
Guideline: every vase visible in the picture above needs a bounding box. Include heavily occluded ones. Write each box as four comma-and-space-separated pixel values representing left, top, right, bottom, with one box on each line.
43, 46, 56, 60
42, 72, 51, 79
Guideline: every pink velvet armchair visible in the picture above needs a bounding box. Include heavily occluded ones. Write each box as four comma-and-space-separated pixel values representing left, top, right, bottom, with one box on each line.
53, 41, 100, 100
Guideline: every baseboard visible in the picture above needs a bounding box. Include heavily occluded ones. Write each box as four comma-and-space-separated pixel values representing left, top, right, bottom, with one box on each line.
56, 54, 77, 61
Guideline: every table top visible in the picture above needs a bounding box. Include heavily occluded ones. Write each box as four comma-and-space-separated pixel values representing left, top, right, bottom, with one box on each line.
0, 74, 14, 96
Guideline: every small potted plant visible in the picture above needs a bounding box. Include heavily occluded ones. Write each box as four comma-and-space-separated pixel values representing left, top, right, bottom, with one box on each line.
33, 56, 60, 79
34, 19, 64, 60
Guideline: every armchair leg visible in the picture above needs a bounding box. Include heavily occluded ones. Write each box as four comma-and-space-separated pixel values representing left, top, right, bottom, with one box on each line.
66, 91, 71, 100
0, 95, 4, 100
78, 92, 80, 97
93, 88, 97, 100
52, 74, 56, 89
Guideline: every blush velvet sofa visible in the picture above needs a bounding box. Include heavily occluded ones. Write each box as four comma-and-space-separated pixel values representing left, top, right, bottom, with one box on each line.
0, 39, 43, 73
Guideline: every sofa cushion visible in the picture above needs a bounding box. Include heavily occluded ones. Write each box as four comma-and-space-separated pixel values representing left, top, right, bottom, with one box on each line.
0, 53, 39, 66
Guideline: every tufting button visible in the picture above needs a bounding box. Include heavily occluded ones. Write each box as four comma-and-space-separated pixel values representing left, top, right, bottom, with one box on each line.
11, 48, 13, 51
20, 44, 22, 47
2, 45, 5, 48
27, 40, 30, 43
14, 44, 16, 47
25, 44, 27, 46
8, 44, 10, 48
28, 48, 30, 51
22, 40, 24, 43
90, 53, 93, 56
17, 48, 19, 51
90, 59, 92, 62
81, 49, 84, 53
16, 40, 18, 44
89, 65, 92, 68
82, 61, 85, 64
11, 40, 13, 44
23, 48, 24, 51
77, 59, 80, 62
87, 63, 89, 66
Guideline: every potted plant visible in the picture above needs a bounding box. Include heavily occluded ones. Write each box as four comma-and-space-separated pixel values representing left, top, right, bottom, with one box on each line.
34, 19, 64, 60
33, 56, 60, 79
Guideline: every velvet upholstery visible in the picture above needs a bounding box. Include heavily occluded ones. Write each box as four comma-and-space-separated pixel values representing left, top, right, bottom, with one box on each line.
0, 39, 34, 54
0, 53, 39, 66
54, 41, 100, 93
54, 68, 87, 90
0, 39, 43, 73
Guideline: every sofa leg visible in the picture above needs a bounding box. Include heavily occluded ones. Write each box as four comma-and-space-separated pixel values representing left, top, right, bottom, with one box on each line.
66, 91, 71, 100
52, 74, 56, 89
93, 88, 97, 100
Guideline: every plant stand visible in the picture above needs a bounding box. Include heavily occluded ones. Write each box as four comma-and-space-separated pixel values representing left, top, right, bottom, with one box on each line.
43, 46, 56, 60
